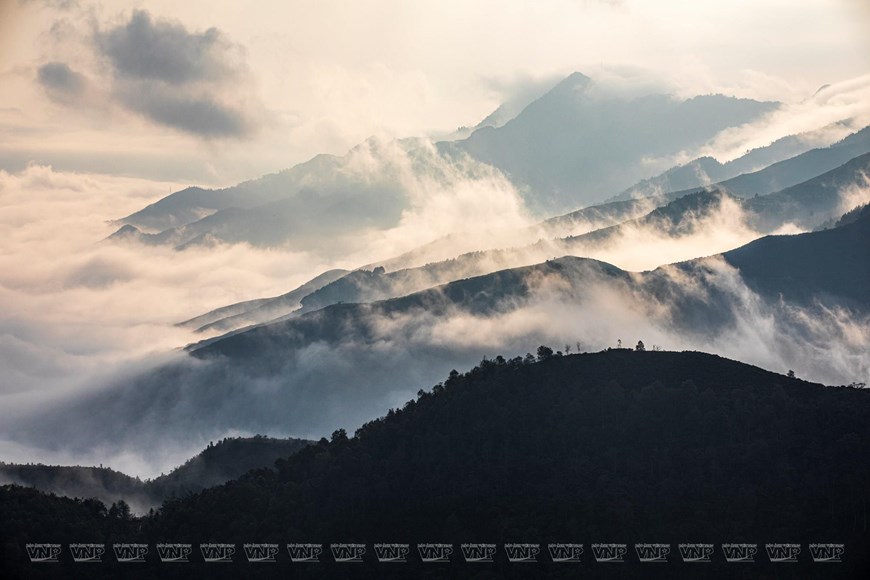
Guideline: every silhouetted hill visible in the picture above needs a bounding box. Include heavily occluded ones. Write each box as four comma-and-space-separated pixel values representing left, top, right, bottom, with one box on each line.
3, 351, 867, 578
0, 436, 310, 512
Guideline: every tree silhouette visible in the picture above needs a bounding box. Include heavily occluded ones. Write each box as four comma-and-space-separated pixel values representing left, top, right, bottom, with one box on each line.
636, 340, 645, 351
536, 345, 554, 361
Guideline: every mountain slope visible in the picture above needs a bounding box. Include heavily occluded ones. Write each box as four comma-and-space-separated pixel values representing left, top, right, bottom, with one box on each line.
610, 120, 863, 201
179, 268, 348, 333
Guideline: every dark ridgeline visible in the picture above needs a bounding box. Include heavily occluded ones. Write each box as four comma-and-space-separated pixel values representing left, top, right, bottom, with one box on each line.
0, 436, 311, 513
2, 350, 868, 579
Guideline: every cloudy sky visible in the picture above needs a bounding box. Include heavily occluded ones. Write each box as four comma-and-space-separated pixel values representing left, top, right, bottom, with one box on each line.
1, 0, 868, 185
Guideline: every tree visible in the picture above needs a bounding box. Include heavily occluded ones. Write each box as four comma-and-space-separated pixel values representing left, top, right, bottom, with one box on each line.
537, 345, 554, 361
635, 340, 645, 351
108, 499, 131, 520
787, 370, 795, 379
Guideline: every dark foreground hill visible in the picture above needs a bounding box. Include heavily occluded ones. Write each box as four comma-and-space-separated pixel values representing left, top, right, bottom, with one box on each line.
2, 350, 868, 578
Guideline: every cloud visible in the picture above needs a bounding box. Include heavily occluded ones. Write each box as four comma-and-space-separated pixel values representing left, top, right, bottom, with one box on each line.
97, 10, 238, 86
36, 61, 87, 103
90, 10, 258, 138
114, 84, 251, 138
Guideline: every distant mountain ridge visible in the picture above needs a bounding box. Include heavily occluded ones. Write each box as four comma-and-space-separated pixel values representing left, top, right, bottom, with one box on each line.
184, 151, 870, 337
109, 72, 781, 250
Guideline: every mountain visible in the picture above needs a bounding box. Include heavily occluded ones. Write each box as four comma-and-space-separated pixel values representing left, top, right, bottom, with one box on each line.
444, 72, 778, 210
0, 436, 311, 512
109, 73, 780, 251
3, 351, 868, 577
722, 203, 870, 309
110, 138, 419, 253
178, 268, 348, 333
610, 120, 863, 201
117, 153, 356, 233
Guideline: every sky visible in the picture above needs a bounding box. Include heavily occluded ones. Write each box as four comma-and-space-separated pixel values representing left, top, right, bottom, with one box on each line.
1, 0, 868, 185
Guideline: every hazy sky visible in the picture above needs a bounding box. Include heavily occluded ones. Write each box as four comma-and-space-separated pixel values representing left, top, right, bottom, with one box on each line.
1, 0, 868, 185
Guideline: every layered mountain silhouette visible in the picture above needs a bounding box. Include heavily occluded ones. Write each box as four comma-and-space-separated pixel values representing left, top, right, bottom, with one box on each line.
14, 203, 863, 463
184, 152, 870, 337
